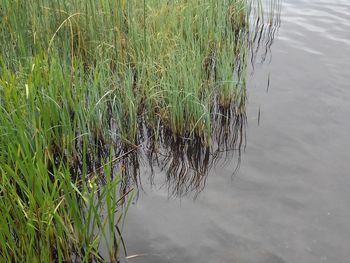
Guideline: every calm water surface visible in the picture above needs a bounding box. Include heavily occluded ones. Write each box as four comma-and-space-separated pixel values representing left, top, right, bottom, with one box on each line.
121, 1, 350, 262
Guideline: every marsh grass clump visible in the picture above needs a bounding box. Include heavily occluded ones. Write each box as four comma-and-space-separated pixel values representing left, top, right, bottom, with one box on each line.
1, 0, 254, 143
0, 0, 278, 261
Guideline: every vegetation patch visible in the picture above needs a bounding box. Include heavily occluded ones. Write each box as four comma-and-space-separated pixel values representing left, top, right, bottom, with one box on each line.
0, 0, 279, 261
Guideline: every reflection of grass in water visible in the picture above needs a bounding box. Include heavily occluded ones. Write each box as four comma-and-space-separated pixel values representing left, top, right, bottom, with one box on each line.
0, 0, 278, 261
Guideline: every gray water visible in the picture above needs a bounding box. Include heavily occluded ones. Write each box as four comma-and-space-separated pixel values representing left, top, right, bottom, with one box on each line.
121, 1, 350, 262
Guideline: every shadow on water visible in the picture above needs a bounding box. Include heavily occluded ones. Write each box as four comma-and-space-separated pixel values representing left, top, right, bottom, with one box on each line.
248, 0, 281, 76
90, 108, 246, 199
144, 109, 247, 197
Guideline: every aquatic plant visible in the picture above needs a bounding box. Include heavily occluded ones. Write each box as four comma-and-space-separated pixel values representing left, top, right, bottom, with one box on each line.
0, 0, 279, 261
0, 0, 255, 143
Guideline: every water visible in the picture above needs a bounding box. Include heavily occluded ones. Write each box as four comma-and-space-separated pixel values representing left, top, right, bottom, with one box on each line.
121, 1, 350, 262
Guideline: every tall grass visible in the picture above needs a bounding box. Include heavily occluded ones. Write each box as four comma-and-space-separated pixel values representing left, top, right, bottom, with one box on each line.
0, 105, 130, 260
0, 0, 255, 143
0, 0, 272, 261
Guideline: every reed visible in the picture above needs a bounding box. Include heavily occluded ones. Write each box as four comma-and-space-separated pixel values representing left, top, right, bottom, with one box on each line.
0, 0, 257, 142
0, 0, 273, 261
